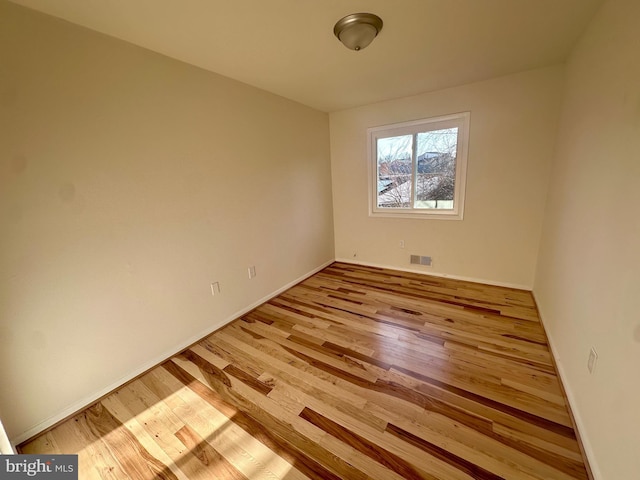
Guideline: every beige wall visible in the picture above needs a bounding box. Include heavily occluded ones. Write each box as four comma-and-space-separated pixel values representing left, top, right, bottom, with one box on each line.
0, 1, 334, 440
534, 0, 640, 477
330, 67, 564, 288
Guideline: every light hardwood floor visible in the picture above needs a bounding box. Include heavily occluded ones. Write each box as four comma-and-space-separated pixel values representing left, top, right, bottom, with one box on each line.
19, 262, 589, 479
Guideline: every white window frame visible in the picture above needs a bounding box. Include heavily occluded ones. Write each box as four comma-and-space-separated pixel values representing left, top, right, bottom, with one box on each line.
367, 112, 470, 220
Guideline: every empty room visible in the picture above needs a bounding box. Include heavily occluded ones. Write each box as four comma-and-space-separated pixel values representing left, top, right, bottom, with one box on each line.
1, 0, 638, 479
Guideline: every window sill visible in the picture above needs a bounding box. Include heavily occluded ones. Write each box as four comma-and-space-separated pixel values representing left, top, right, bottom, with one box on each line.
369, 210, 463, 220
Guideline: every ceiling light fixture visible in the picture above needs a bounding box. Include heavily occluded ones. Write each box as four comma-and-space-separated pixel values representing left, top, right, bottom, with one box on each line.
333, 13, 383, 51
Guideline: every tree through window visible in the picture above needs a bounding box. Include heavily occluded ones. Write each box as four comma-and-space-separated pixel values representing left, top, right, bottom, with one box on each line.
368, 112, 470, 219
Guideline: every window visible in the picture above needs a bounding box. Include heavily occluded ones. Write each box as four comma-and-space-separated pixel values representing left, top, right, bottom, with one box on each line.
368, 112, 470, 219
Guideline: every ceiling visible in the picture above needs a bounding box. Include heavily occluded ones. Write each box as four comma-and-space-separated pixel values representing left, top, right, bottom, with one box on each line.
9, 0, 603, 112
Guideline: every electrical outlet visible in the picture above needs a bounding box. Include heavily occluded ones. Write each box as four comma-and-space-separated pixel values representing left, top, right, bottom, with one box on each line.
587, 347, 598, 373
210, 282, 220, 296
248, 266, 256, 279
399, 240, 405, 248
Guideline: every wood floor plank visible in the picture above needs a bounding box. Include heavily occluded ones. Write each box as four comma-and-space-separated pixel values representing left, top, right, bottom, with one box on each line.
19, 262, 589, 479
100, 394, 191, 480
37, 419, 110, 480
160, 367, 308, 480
160, 358, 385, 480
173, 424, 250, 480
79, 402, 177, 480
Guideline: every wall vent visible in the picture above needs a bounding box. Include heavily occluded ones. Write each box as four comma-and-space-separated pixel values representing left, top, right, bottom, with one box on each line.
410, 255, 432, 266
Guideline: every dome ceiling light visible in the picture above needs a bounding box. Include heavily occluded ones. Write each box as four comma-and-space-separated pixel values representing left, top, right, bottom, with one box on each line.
333, 13, 383, 51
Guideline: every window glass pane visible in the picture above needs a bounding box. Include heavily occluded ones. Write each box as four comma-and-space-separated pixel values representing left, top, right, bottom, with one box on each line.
415, 128, 458, 210
368, 112, 469, 219
377, 135, 412, 208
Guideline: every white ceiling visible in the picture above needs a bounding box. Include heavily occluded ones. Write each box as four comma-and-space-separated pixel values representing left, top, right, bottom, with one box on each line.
10, 0, 603, 112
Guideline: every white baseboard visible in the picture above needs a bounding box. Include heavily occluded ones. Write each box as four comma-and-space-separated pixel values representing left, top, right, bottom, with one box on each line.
532, 292, 601, 480
335, 258, 531, 291
11, 259, 334, 446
